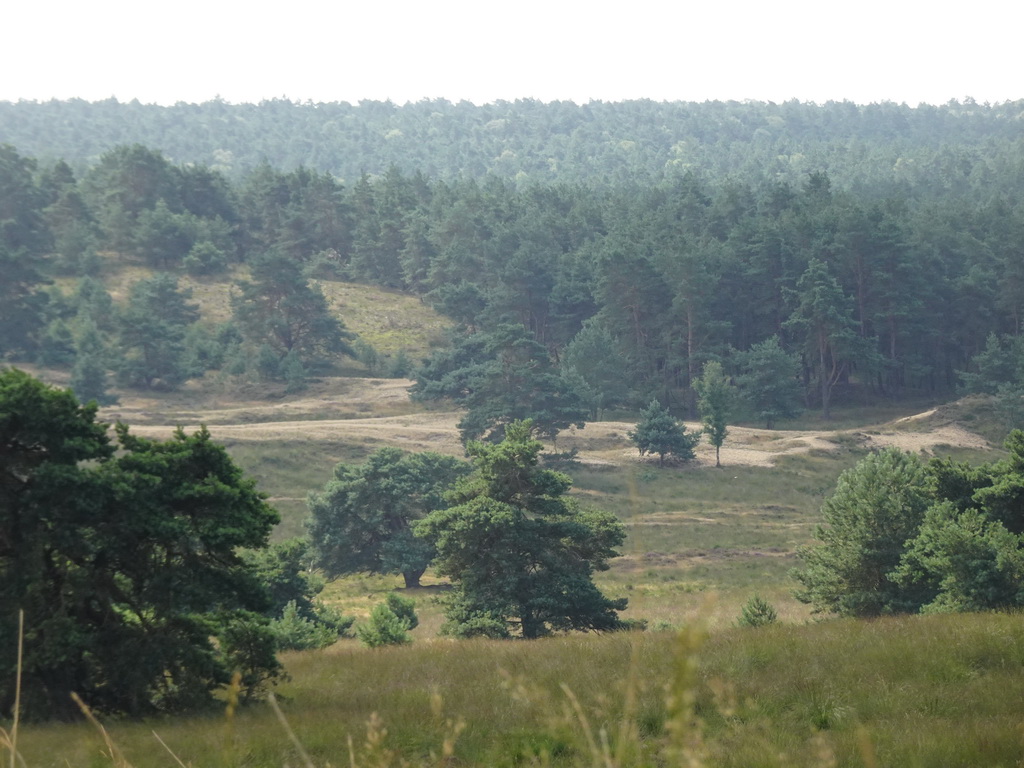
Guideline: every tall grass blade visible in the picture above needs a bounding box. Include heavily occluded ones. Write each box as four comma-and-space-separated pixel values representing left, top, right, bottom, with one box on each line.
151, 732, 188, 768
11, 610, 23, 768
268, 693, 316, 768
70, 692, 132, 768
559, 683, 606, 767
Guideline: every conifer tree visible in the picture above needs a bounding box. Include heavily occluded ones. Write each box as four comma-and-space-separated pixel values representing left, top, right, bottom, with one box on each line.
628, 400, 699, 466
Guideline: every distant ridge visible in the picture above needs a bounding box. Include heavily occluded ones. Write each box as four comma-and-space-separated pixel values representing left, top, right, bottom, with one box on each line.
2, 97, 1023, 188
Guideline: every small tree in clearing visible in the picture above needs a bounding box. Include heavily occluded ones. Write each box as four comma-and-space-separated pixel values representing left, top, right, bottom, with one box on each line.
628, 400, 699, 466
694, 360, 736, 468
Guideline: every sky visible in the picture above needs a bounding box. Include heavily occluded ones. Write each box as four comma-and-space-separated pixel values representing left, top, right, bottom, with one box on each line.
2, 0, 1019, 107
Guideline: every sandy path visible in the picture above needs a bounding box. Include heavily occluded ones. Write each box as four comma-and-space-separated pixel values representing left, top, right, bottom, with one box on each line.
122, 407, 991, 469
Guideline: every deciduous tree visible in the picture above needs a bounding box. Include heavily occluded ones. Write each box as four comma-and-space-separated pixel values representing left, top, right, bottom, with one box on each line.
694, 360, 735, 467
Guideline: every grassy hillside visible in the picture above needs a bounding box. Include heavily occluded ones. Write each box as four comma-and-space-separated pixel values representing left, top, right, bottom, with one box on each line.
68, 263, 451, 359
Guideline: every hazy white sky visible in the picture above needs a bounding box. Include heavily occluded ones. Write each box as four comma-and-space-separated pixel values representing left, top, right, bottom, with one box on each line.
2, 0, 1018, 107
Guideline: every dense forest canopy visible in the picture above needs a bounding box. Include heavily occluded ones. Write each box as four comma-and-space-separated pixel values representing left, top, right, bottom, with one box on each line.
3, 97, 1024, 194
3, 97, 1024, 427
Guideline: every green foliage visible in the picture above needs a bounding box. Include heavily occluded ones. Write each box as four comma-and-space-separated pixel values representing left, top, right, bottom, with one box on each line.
694, 360, 735, 467
894, 503, 1024, 614
8, 116, 1024, 422
416, 420, 627, 638
218, 611, 284, 704
281, 349, 308, 393
794, 447, 933, 617
0, 369, 283, 718
386, 349, 413, 378
134, 199, 196, 268
734, 335, 802, 429
115, 273, 201, 389
797, 433, 1024, 618
232, 251, 356, 374
737, 595, 778, 627
270, 600, 353, 651
0, 144, 50, 256
383, 592, 419, 630
353, 338, 380, 374
785, 258, 863, 420
37, 318, 76, 367
627, 400, 699, 466
70, 320, 115, 405
308, 447, 471, 587
241, 538, 323, 618
413, 323, 589, 445
356, 594, 418, 648
184, 240, 228, 275
888, 432, 1024, 613
244, 536, 356, 650
958, 333, 1024, 431
0, 245, 49, 360
562, 319, 631, 417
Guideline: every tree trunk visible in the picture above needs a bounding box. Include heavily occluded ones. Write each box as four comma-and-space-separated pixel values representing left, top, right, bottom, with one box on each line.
520, 610, 542, 639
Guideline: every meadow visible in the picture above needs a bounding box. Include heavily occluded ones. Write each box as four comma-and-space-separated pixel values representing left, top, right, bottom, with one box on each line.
7, 276, 1018, 767
13, 613, 1024, 767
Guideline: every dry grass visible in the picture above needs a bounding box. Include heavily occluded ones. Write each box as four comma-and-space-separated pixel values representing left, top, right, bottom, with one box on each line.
12, 613, 1024, 768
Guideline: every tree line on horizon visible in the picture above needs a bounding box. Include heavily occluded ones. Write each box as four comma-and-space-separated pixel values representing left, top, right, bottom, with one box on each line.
2, 97, 1023, 193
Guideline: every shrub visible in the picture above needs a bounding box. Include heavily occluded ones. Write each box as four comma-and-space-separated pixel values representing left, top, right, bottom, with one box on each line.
270, 600, 354, 651
357, 594, 418, 648
737, 595, 778, 627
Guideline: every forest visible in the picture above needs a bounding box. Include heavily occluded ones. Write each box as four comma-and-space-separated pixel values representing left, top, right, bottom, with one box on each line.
6, 97, 1024, 763
3, 97, 1024, 430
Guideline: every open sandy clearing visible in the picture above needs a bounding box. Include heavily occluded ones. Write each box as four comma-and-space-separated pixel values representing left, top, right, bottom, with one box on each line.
94, 373, 994, 467
121, 405, 992, 469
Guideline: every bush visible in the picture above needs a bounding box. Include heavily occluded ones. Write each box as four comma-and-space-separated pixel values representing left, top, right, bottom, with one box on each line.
270, 600, 354, 651
357, 594, 418, 648
737, 595, 778, 627
383, 592, 419, 630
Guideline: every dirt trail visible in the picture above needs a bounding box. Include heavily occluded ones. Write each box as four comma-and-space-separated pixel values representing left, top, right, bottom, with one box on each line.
113, 388, 991, 469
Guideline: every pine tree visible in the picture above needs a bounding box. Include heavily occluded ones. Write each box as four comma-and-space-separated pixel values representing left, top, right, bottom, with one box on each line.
628, 400, 699, 466
416, 421, 626, 638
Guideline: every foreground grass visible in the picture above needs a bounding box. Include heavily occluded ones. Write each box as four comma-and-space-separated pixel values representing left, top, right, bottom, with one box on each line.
12, 612, 1024, 767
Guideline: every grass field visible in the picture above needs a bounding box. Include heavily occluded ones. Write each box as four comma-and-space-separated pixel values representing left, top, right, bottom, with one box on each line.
7, 379, 1016, 767
8, 269, 1018, 766
13, 612, 1024, 767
